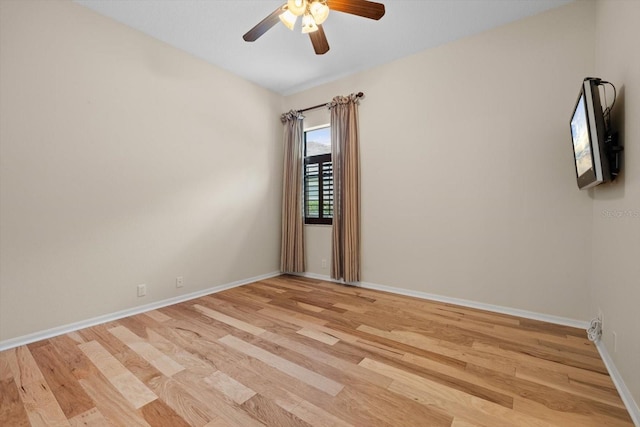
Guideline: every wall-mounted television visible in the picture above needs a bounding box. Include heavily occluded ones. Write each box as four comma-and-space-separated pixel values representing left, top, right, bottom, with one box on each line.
569, 77, 621, 190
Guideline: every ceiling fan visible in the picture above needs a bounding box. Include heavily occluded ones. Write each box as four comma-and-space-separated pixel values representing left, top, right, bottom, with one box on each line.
243, 0, 385, 55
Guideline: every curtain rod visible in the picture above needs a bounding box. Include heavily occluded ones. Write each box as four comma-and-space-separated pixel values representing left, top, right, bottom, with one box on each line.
297, 92, 364, 113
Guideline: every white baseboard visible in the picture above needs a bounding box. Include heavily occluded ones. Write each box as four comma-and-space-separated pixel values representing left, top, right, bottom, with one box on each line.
293, 272, 589, 329
0, 271, 281, 351
595, 341, 640, 426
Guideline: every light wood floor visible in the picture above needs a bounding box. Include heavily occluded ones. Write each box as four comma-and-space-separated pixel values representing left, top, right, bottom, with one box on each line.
0, 275, 633, 426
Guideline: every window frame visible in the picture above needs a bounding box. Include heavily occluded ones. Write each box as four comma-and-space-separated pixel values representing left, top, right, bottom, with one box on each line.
303, 125, 333, 225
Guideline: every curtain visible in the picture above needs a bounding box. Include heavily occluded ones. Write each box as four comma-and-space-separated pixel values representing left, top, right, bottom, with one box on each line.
280, 110, 305, 273
329, 94, 361, 283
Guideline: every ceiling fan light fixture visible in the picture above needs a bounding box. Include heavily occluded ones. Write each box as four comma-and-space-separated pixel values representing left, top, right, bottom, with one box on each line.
279, 8, 298, 31
243, 0, 385, 55
301, 13, 319, 33
287, 0, 307, 16
309, 1, 329, 25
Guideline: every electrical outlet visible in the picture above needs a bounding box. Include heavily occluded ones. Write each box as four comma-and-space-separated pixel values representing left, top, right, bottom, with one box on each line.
176, 276, 184, 288
612, 331, 617, 352
137, 284, 146, 297
321, 259, 327, 269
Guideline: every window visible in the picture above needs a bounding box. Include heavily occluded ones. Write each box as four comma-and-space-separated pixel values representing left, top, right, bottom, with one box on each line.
304, 126, 332, 225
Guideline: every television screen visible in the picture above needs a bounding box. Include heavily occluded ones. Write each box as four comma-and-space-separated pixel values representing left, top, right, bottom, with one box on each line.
570, 78, 611, 190
570, 95, 593, 177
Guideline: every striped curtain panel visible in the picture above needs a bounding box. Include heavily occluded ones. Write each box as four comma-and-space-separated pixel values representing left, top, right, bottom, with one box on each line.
329, 94, 361, 283
280, 110, 305, 273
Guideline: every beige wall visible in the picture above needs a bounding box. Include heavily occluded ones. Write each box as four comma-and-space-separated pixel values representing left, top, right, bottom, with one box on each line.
592, 0, 640, 407
285, 1, 596, 321
0, 0, 283, 341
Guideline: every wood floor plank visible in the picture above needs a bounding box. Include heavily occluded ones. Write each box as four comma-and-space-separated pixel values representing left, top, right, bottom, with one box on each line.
296, 327, 340, 345
5, 346, 71, 427
197, 297, 284, 332
145, 329, 218, 377
18, 381, 72, 427
240, 393, 312, 427
259, 330, 393, 388
516, 364, 626, 408
144, 309, 173, 323
389, 374, 552, 427
172, 370, 265, 427
203, 419, 232, 427
258, 306, 329, 328
218, 334, 344, 396
451, 418, 490, 427
140, 398, 192, 427
513, 395, 633, 427
284, 395, 354, 427
219, 288, 273, 306
251, 283, 288, 294
402, 352, 515, 403
68, 407, 109, 426
30, 343, 95, 419
78, 340, 157, 409
0, 351, 12, 381
146, 375, 214, 426
204, 370, 256, 405
431, 338, 518, 375
333, 302, 368, 313
296, 301, 326, 313
77, 340, 127, 378
189, 339, 336, 421
467, 363, 632, 422
0, 378, 31, 427
341, 323, 468, 368
78, 375, 151, 427
472, 340, 608, 378
48, 335, 99, 381
65, 332, 86, 345
336, 380, 454, 426
360, 356, 513, 408
77, 324, 129, 356
332, 333, 407, 360
497, 340, 608, 374
5, 346, 46, 387
108, 344, 162, 386
202, 334, 415, 426
150, 323, 321, 425
108, 325, 185, 377
193, 304, 266, 336
0, 275, 633, 426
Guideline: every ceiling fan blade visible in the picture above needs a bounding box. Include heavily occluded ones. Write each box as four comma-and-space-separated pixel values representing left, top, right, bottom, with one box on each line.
309, 25, 330, 55
327, 0, 385, 20
243, 5, 285, 42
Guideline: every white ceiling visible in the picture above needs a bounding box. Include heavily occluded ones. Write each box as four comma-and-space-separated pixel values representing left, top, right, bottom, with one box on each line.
74, 0, 572, 95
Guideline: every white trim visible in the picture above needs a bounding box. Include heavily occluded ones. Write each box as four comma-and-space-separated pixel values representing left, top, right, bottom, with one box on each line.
0, 271, 281, 351
292, 272, 589, 329
303, 123, 330, 132
595, 341, 640, 426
